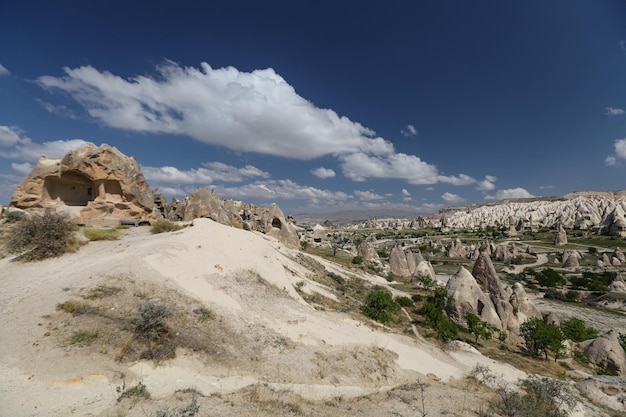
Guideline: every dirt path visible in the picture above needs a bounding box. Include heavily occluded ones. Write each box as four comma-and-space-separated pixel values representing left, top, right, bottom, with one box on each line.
503, 253, 548, 274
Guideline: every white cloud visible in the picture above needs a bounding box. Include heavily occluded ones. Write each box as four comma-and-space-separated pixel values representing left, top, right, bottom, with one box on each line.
441, 192, 465, 204
476, 175, 497, 191
215, 179, 351, 206
605, 156, 617, 166
401, 124, 417, 137
0, 126, 88, 161
620, 40, 626, 53
37, 62, 395, 160
605, 107, 624, 116
0, 125, 22, 147
37, 61, 486, 187
310, 167, 336, 179
11, 162, 33, 175
614, 138, 626, 160
354, 190, 385, 201
401, 188, 411, 197
143, 162, 269, 184
539, 185, 554, 190
0, 63, 9, 76
0, 137, 89, 161
425, 187, 434, 191
486, 188, 535, 200
340, 152, 476, 185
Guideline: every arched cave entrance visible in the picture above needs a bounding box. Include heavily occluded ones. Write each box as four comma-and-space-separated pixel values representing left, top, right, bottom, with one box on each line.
271, 217, 282, 229
43, 171, 95, 206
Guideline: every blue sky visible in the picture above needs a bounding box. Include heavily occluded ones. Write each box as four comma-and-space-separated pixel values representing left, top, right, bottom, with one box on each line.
1, 1, 626, 215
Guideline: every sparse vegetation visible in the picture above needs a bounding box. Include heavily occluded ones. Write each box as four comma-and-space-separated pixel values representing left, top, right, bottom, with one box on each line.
69, 328, 99, 345
150, 219, 183, 234
82, 227, 123, 241
7, 209, 80, 261
56, 300, 92, 315
135, 302, 172, 341
490, 375, 577, 417
116, 381, 150, 403
155, 397, 200, 417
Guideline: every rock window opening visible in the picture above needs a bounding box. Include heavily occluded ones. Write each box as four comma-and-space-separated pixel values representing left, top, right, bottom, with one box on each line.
271, 217, 282, 229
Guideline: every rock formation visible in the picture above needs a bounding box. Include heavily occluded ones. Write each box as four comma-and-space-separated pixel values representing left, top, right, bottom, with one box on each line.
357, 241, 379, 262
389, 245, 411, 277
9, 143, 301, 249
562, 251, 580, 268
447, 238, 467, 258
579, 330, 626, 376
412, 260, 436, 282
447, 253, 541, 336
608, 273, 626, 293
471, 252, 507, 301
9, 143, 157, 226
600, 205, 626, 237
554, 223, 568, 246
445, 267, 502, 330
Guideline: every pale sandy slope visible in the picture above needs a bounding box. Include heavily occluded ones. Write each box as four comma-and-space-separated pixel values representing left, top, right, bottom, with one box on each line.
0, 218, 577, 417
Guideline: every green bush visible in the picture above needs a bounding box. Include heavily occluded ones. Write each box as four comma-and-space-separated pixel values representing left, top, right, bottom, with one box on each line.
362, 289, 399, 323
150, 219, 183, 234
351, 255, 364, 265
526, 268, 566, 288
7, 209, 79, 261
419, 287, 460, 342
543, 287, 566, 301
395, 296, 414, 307
135, 302, 172, 340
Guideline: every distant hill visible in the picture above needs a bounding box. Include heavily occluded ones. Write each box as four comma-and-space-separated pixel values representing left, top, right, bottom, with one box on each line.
294, 208, 420, 225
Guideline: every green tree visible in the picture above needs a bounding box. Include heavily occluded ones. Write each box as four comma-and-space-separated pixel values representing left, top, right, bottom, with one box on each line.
465, 312, 492, 344
520, 318, 566, 361
560, 317, 598, 342
362, 289, 399, 324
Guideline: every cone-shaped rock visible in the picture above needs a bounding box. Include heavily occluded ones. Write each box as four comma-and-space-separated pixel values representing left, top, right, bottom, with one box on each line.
446, 267, 502, 330
579, 330, 626, 376
472, 252, 507, 301
389, 245, 410, 277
